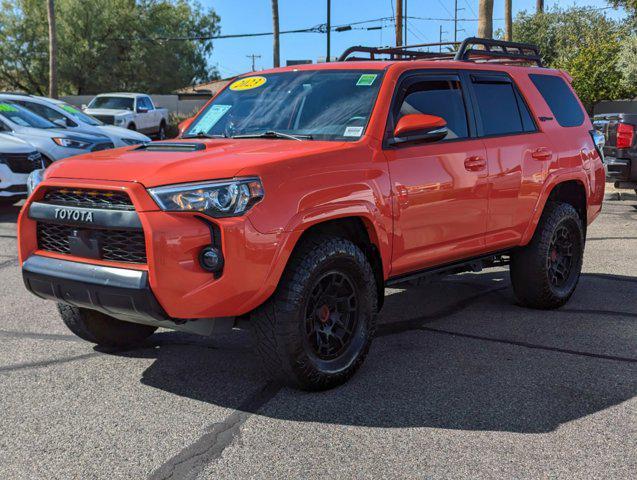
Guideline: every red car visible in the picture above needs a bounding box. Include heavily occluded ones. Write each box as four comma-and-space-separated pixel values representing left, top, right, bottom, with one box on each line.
19, 38, 605, 390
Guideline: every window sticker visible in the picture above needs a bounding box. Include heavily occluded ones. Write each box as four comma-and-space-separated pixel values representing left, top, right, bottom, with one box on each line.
61, 105, 81, 114
356, 74, 378, 87
344, 126, 364, 137
0, 103, 18, 113
191, 105, 232, 133
230, 76, 267, 91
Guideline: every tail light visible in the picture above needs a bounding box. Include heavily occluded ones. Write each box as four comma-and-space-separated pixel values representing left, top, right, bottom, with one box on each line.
616, 122, 634, 149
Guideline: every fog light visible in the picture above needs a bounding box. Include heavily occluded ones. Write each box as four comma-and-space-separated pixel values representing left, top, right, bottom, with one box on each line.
199, 246, 224, 273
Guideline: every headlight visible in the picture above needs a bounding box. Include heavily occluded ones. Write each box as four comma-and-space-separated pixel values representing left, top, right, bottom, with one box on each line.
27, 169, 45, 195
121, 138, 144, 146
52, 137, 91, 149
115, 118, 126, 125
148, 178, 264, 217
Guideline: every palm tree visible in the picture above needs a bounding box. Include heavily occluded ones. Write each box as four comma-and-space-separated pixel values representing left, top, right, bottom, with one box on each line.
536, 0, 544, 14
478, 0, 494, 39
46, 0, 58, 98
505, 0, 512, 41
272, 0, 280, 68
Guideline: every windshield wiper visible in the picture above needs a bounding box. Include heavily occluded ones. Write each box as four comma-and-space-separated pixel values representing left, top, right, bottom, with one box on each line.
181, 132, 227, 139
232, 130, 312, 141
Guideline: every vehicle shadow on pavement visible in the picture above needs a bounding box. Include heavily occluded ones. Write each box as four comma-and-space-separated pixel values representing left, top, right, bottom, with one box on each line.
0, 204, 21, 224
106, 270, 637, 434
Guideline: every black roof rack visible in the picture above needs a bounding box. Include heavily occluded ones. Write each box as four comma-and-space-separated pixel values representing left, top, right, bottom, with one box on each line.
338, 37, 543, 67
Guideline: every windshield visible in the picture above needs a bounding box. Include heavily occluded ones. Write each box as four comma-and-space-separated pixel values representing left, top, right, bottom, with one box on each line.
184, 70, 384, 141
59, 103, 102, 126
0, 102, 57, 128
89, 96, 134, 111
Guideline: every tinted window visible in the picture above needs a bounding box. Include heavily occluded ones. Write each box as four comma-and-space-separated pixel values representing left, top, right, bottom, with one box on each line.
89, 96, 134, 110
472, 76, 533, 136
529, 74, 584, 127
398, 79, 469, 139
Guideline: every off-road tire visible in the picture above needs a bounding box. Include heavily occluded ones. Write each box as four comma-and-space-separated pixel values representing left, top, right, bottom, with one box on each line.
57, 303, 157, 347
251, 236, 378, 391
510, 202, 584, 309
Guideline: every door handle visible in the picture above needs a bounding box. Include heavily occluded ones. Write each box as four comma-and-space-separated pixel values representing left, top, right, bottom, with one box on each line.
464, 156, 486, 171
531, 147, 553, 160
395, 184, 409, 207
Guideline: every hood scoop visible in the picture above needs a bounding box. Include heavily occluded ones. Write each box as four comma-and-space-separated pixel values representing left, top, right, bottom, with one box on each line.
135, 142, 206, 152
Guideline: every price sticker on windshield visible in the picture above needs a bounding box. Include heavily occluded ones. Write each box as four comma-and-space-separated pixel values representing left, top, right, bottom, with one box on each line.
191, 105, 232, 133
230, 76, 267, 91
0, 103, 18, 112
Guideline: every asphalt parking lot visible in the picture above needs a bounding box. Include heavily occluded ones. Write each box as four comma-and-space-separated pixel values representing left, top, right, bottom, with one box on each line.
1, 192, 636, 480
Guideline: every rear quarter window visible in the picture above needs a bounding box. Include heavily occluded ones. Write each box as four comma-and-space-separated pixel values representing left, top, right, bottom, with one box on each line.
529, 74, 585, 127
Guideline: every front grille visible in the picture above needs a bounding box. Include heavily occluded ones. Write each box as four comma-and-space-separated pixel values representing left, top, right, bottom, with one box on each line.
43, 188, 134, 210
37, 223, 147, 264
91, 142, 114, 152
93, 115, 115, 125
0, 152, 42, 173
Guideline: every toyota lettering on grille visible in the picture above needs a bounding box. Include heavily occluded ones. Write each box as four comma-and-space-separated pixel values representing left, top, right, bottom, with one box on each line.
54, 208, 94, 223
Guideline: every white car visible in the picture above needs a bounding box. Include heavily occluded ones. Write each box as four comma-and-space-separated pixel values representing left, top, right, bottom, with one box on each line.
84, 93, 169, 139
0, 94, 150, 148
0, 101, 115, 165
0, 133, 43, 205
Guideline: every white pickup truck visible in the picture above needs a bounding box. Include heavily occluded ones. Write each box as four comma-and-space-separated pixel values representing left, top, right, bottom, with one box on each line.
83, 93, 169, 139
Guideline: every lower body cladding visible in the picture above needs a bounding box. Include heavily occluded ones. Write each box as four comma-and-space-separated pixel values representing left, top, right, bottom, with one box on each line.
21, 255, 233, 336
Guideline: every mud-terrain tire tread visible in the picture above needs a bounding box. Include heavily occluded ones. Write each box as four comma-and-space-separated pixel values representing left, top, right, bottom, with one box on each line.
251, 235, 378, 391
57, 303, 157, 347
510, 201, 584, 310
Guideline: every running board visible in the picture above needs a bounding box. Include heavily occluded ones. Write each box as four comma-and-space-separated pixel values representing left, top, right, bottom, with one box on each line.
386, 252, 510, 287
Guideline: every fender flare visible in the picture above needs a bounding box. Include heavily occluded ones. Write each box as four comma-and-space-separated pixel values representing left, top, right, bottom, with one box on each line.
520, 170, 591, 245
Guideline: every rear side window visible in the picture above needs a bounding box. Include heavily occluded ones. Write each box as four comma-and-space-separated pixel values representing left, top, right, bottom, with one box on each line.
471, 75, 536, 136
529, 74, 584, 127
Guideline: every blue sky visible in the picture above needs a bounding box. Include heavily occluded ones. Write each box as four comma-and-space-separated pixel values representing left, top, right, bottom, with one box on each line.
201, 0, 626, 77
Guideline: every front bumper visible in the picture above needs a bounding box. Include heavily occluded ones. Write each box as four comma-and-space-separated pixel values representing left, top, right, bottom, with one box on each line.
18, 178, 299, 320
0, 164, 28, 198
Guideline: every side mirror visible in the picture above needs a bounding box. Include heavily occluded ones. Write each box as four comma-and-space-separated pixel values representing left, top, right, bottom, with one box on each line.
81, 104, 87, 110
390, 114, 448, 145
178, 117, 194, 135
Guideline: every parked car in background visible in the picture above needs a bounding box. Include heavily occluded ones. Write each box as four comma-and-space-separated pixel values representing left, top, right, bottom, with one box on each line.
593, 113, 637, 194
83, 93, 169, 139
0, 93, 150, 147
0, 101, 114, 165
0, 133, 43, 205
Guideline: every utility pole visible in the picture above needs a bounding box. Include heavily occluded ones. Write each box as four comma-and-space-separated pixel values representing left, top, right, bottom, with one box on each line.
326, 0, 331, 62
46, 0, 58, 98
395, 0, 403, 47
439, 25, 448, 52
404, 0, 408, 46
271, 0, 280, 68
246, 54, 261, 71
454, 1, 464, 42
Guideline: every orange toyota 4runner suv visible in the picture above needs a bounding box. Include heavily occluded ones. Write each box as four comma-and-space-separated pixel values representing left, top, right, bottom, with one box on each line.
19, 39, 605, 390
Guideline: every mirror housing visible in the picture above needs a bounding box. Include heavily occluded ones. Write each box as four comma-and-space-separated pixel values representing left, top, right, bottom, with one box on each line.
390, 114, 448, 145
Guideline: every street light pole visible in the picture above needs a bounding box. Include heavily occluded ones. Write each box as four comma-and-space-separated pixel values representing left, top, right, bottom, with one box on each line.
326, 0, 331, 62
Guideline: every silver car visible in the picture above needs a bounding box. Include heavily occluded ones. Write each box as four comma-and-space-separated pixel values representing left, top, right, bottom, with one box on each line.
0, 101, 115, 165
0, 93, 150, 147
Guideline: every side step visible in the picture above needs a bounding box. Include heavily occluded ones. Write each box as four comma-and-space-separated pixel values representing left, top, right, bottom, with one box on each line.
386, 252, 510, 288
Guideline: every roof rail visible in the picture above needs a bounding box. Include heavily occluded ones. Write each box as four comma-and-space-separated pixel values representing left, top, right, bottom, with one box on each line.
338, 37, 543, 67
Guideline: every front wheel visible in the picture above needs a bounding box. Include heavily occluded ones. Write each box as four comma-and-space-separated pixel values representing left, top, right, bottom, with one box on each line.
510, 202, 584, 309
252, 236, 378, 391
58, 304, 157, 347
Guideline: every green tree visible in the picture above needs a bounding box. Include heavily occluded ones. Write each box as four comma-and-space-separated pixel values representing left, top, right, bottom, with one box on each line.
512, 7, 633, 111
0, 0, 220, 95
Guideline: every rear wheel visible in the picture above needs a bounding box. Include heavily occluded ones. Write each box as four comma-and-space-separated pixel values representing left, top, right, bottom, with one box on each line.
252, 236, 378, 391
510, 202, 584, 309
58, 304, 156, 347
157, 122, 166, 140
